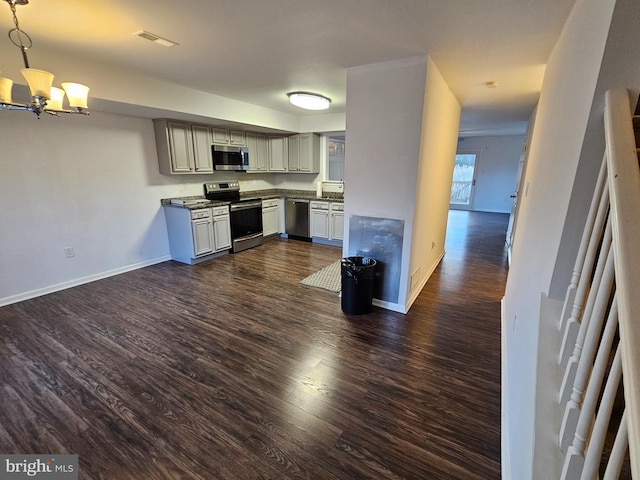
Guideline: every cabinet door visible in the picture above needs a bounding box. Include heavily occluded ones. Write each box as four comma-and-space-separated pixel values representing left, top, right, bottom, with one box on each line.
310, 209, 329, 238
168, 122, 194, 173
191, 124, 213, 173
330, 211, 344, 240
229, 130, 246, 146
246, 133, 259, 172
298, 133, 320, 173
262, 206, 279, 236
192, 218, 214, 256
246, 133, 268, 172
256, 134, 268, 171
288, 134, 300, 171
212, 128, 230, 144
269, 136, 288, 171
213, 214, 232, 251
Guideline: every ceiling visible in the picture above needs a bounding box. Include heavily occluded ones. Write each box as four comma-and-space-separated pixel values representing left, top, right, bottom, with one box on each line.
0, 0, 576, 136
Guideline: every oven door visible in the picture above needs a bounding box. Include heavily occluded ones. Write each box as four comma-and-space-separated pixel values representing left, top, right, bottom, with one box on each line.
229, 200, 264, 252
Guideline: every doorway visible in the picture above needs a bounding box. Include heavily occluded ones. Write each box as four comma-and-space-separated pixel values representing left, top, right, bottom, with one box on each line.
450, 152, 479, 210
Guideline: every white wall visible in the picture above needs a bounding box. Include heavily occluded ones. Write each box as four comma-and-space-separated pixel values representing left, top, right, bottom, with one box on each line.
548, 0, 640, 299
501, 0, 618, 476
455, 135, 524, 214
343, 56, 427, 311
408, 57, 461, 307
343, 55, 460, 312
0, 111, 218, 305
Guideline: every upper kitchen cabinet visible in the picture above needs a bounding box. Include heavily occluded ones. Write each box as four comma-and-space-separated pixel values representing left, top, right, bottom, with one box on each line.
212, 128, 247, 146
154, 119, 214, 175
269, 136, 288, 172
246, 133, 269, 172
288, 133, 320, 173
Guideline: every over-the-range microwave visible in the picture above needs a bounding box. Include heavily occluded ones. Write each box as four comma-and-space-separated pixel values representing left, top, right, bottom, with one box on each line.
212, 145, 249, 171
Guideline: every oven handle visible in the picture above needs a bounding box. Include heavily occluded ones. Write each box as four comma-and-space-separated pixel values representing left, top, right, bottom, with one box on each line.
230, 200, 262, 212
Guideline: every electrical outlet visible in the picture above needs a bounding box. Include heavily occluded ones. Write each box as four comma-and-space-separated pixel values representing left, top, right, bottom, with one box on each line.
64, 246, 75, 258
431, 241, 436, 250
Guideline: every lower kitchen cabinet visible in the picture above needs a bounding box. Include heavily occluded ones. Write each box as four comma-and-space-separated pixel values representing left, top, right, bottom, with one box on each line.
212, 206, 232, 251
310, 201, 330, 238
262, 198, 280, 237
310, 200, 343, 244
191, 211, 214, 257
164, 206, 231, 264
330, 202, 344, 240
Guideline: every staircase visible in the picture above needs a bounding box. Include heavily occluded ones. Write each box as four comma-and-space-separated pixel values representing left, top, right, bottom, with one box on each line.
532, 88, 640, 479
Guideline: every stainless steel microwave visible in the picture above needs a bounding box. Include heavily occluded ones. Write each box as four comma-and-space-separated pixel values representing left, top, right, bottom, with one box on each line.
212, 145, 249, 171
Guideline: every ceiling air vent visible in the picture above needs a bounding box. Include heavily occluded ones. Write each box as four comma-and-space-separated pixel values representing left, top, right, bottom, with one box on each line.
133, 30, 178, 47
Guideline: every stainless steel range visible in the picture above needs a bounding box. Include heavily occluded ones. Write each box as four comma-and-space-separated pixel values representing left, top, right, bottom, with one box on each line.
204, 181, 263, 253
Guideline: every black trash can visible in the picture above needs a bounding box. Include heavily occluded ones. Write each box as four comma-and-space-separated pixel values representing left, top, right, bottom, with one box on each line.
341, 256, 377, 315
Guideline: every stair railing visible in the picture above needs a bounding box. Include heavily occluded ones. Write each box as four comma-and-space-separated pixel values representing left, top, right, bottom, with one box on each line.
557, 87, 640, 479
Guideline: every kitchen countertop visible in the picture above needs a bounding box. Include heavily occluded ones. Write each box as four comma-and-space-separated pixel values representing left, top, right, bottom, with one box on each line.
161, 189, 344, 210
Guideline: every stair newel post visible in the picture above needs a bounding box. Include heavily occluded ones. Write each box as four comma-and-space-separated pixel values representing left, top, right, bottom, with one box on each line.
559, 156, 609, 333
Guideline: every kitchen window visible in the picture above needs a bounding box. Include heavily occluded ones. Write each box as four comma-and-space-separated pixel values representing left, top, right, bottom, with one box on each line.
327, 134, 345, 181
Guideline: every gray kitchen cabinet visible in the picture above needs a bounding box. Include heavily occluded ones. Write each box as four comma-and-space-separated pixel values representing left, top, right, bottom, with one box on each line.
212, 128, 230, 144
262, 198, 280, 237
164, 206, 231, 264
246, 132, 269, 172
164, 207, 212, 263
329, 202, 344, 240
288, 133, 320, 173
212, 206, 232, 251
192, 214, 214, 257
212, 128, 247, 146
154, 119, 214, 175
310, 201, 330, 238
269, 136, 288, 171
229, 130, 246, 146
310, 200, 343, 243
191, 124, 214, 173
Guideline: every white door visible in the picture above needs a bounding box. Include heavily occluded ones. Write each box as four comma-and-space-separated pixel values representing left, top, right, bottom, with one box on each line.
450, 152, 478, 210
506, 110, 536, 262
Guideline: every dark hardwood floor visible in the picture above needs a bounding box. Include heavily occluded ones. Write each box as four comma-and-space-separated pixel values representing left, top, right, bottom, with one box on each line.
0, 210, 509, 479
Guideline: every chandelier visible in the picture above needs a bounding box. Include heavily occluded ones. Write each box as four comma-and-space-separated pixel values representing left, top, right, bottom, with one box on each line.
0, 0, 89, 118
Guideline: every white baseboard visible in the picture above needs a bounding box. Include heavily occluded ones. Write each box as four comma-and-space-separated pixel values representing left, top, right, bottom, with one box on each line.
404, 249, 446, 312
372, 298, 407, 314
0, 255, 172, 307
501, 296, 512, 480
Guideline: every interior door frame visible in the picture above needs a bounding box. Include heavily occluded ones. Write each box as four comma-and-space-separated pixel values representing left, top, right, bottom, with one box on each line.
450, 150, 481, 211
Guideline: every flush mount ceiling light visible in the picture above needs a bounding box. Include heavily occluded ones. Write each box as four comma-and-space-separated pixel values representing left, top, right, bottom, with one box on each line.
0, 0, 90, 118
133, 30, 179, 47
287, 92, 331, 111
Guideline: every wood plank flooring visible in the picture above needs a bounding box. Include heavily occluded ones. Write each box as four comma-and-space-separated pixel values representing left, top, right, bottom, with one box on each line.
0, 210, 509, 479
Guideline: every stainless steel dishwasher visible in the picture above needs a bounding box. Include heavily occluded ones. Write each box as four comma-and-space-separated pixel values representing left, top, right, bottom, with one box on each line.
285, 199, 310, 238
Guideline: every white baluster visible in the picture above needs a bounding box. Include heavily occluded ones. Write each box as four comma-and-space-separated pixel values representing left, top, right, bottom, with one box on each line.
580, 347, 622, 479
559, 214, 611, 367
559, 156, 608, 333
560, 298, 618, 471
559, 223, 613, 405
602, 410, 628, 480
